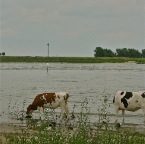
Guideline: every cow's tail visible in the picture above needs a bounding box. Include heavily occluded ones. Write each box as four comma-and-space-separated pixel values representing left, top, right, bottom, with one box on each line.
113, 96, 115, 103
113, 90, 118, 103
64, 93, 69, 104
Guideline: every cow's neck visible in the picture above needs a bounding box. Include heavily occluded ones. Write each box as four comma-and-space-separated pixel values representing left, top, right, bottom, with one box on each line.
31, 104, 38, 110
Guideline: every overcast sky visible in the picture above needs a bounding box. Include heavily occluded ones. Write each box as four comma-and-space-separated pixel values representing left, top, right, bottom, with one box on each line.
0, 0, 145, 57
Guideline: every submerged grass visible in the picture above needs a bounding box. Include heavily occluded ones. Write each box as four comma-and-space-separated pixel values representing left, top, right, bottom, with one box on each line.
1, 96, 145, 144
1, 56, 145, 64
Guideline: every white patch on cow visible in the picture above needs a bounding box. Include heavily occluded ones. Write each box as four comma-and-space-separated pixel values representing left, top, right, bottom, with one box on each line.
44, 100, 60, 109
42, 95, 46, 100
55, 92, 68, 96
41, 95, 47, 103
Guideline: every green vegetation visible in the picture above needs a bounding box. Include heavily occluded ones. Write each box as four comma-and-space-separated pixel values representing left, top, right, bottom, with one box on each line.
2, 126, 145, 144
0, 52, 5, 56
94, 47, 145, 58
0, 56, 145, 64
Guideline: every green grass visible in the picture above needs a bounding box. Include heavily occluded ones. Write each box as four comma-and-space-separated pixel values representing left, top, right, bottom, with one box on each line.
0, 56, 145, 64
2, 121, 145, 144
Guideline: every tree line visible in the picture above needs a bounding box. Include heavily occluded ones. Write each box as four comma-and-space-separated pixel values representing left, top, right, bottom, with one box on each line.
0, 52, 5, 56
94, 47, 145, 58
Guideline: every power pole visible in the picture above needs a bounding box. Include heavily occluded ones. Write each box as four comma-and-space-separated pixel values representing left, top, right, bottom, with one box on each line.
47, 43, 49, 57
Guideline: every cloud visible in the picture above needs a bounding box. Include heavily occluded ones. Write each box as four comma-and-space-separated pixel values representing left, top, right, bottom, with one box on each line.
0, 28, 15, 37
102, 31, 134, 47
106, 31, 133, 40
1, 0, 144, 56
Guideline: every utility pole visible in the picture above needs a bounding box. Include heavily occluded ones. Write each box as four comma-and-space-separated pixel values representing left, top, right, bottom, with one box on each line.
47, 43, 49, 57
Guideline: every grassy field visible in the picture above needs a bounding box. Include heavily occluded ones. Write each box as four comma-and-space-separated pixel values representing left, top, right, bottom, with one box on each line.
0, 56, 145, 64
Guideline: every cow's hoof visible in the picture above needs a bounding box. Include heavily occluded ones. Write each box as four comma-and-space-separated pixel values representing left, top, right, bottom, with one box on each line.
71, 113, 75, 119
67, 125, 73, 130
25, 115, 32, 118
49, 121, 56, 127
115, 123, 121, 128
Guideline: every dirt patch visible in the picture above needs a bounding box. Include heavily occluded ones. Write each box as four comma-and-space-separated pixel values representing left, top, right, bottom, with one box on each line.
0, 124, 24, 143
0, 124, 24, 134
125, 61, 136, 64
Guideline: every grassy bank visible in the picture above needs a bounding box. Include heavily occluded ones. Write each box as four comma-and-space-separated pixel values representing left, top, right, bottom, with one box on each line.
1, 124, 145, 144
0, 56, 145, 64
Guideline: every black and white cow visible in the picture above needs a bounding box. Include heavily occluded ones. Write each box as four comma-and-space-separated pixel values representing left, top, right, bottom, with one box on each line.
113, 91, 145, 123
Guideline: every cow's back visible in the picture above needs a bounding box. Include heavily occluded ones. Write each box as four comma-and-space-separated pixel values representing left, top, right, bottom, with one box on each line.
55, 92, 69, 103
113, 91, 145, 111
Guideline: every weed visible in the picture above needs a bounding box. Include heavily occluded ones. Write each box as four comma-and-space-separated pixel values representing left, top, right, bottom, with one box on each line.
97, 94, 111, 130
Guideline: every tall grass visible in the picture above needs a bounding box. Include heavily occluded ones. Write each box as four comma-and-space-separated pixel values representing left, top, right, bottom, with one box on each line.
1, 96, 145, 144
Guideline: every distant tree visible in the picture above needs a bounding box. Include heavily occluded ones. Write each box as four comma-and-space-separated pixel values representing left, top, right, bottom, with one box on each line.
2, 52, 5, 56
142, 49, 145, 58
94, 47, 104, 57
116, 48, 141, 58
0, 53, 1, 55
128, 48, 141, 58
94, 47, 143, 58
94, 47, 115, 57
116, 48, 128, 57
103, 48, 115, 57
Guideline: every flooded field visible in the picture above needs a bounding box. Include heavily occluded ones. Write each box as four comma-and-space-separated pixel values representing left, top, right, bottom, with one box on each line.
0, 63, 145, 125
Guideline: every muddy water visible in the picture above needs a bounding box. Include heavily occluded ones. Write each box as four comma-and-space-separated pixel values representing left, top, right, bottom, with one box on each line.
0, 63, 145, 125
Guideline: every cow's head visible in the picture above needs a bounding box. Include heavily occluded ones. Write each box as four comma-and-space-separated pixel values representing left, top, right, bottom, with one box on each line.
26, 104, 36, 115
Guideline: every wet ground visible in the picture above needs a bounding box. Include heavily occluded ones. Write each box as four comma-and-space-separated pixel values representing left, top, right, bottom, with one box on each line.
0, 63, 145, 126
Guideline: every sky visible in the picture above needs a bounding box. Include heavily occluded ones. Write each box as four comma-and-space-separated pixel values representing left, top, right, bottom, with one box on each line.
0, 0, 145, 57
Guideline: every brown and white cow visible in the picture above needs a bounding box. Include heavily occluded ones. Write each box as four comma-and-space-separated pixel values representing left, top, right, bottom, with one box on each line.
26, 92, 69, 120
113, 90, 145, 123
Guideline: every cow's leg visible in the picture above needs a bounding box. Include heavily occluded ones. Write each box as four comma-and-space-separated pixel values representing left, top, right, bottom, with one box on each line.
27, 110, 34, 116
38, 107, 45, 120
60, 103, 68, 120
65, 104, 69, 119
122, 110, 125, 123
114, 106, 119, 123
141, 107, 145, 124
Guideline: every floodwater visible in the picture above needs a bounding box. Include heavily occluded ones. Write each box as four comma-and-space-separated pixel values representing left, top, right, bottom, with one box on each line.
0, 63, 145, 125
